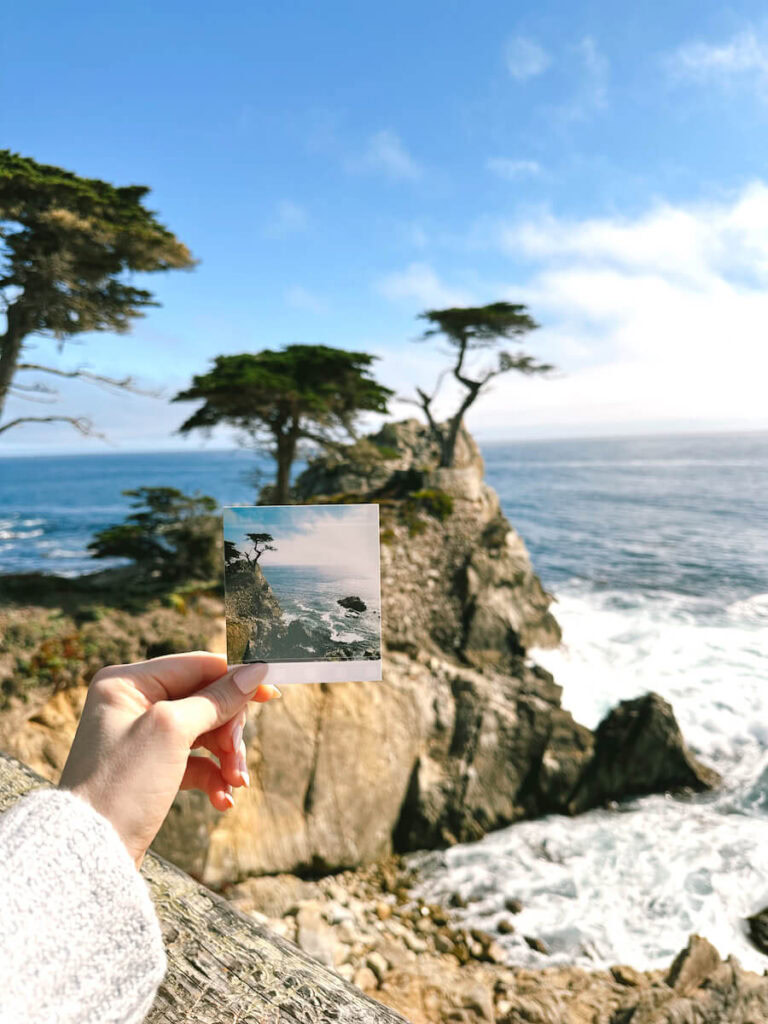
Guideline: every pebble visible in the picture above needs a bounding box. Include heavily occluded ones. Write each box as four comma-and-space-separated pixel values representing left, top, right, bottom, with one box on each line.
353, 966, 378, 991
366, 951, 389, 983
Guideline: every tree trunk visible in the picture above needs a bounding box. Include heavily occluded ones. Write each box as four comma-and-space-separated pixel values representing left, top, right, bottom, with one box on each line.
274, 421, 300, 504
0, 302, 30, 423
0, 752, 408, 1024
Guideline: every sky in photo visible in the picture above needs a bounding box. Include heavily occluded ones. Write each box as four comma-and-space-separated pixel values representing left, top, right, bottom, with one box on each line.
4, 0, 768, 452
223, 504, 380, 574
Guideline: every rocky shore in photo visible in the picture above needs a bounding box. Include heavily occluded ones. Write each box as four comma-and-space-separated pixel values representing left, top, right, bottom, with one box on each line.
225, 561, 378, 663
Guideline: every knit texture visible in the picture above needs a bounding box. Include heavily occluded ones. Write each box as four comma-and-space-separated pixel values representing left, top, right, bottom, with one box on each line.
0, 788, 167, 1024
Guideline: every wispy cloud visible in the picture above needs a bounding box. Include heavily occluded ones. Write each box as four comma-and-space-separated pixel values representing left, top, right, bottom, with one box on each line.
349, 129, 422, 180
669, 26, 768, 98
376, 262, 473, 308
284, 285, 326, 314
556, 36, 609, 120
504, 36, 551, 81
486, 157, 542, 180
265, 200, 308, 238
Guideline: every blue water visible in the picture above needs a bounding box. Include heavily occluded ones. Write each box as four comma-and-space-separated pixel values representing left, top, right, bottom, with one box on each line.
260, 564, 381, 653
1, 432, 768, 970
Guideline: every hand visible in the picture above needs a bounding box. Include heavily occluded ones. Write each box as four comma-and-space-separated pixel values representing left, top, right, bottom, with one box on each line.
58, 652, 281, 868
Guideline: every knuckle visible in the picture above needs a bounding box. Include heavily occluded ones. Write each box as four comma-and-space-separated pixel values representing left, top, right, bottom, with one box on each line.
149, 700, 180, 735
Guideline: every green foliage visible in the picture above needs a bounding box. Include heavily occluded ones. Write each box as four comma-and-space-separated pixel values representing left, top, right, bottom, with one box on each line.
88, 487, 220, 587
173, 345, 393, 503
0, 150, 195, 429
419, 302, 540, 346
0, 150, 195, 336
399, 488, 454, 537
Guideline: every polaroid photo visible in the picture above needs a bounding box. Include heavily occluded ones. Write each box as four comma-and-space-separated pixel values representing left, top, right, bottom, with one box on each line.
223, 503, 382, 685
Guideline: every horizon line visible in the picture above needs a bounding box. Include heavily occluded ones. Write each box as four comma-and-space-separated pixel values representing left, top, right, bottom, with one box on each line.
1, 423, 768, 459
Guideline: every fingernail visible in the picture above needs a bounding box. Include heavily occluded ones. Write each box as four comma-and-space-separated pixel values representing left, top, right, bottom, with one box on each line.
237, 743, 249, 787
223, 786, 234, 809
232, 718, 244, 751
232, 664, 269, 694
268, 685, 282, 700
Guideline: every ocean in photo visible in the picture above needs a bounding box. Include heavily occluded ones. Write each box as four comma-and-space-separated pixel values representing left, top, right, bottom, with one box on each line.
260, 563, 381, 653
1, 430, 767, 971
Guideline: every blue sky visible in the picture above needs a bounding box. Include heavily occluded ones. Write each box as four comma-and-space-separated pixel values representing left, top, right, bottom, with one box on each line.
4, 0, 768, 453
223, 504, 379, 570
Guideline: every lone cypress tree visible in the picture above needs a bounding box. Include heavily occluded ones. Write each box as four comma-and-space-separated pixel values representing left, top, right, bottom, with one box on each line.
415, 302, 554, 467
0, 150, 195, 435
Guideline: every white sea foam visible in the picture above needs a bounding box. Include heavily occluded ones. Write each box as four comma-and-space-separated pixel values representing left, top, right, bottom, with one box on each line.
410, 585, 768, 973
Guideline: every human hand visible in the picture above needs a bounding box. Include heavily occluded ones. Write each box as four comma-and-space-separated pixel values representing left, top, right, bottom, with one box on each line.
58, 652, 280, 868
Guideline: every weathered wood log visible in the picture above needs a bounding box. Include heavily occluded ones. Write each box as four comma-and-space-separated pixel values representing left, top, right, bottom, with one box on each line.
0, 752, 410, 1024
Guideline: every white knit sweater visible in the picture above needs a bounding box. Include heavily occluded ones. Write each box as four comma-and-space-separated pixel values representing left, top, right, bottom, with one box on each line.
0, 788, 167, 1024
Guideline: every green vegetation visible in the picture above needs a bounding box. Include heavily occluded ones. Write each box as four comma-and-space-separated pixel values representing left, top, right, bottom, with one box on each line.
0, 150, 195, 436
401, 487, 455, 536
173, 345, 393, 503
88, 487, 220, 587
415, 302, 554, 467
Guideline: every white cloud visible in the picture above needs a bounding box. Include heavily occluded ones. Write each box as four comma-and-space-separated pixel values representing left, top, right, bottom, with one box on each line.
376, 262, 474, 308
486, 157, 542, 180
284, 285, 326, 314
471, 183, 768, 435
504, 36, 551, 80
265, 200, 308, 237
350, 130, 422, 180
670, 26, 768, 97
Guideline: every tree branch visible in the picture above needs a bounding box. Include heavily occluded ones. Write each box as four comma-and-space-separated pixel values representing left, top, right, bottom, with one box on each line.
0, 415, 105, 438
16, 363, 161, 397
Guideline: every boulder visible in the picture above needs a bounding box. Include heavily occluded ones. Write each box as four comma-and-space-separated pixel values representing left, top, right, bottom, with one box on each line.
567, 693, 721, 814
338, 596, 367, 612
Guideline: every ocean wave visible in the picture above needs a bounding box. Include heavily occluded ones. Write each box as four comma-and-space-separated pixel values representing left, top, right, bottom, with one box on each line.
0, 528, 44, 540
727, 593, 768, 625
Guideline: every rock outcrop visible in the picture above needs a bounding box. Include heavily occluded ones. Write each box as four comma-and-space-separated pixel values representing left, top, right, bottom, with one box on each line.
149, 419, 718, 883
568, 693, 720, 814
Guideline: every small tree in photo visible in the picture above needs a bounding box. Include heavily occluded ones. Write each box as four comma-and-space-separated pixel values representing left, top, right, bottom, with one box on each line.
243, 532, 276, 565
415, 302, 554, 467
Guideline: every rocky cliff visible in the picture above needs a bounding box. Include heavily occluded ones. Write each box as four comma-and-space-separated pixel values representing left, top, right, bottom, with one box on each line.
148, 419, 718, 884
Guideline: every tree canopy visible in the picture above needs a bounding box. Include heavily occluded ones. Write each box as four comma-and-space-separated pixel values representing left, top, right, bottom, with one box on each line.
173, 344, 393, 503
0, 150, 195, 435
415, 302, 553, 466
88, 487, 219, 586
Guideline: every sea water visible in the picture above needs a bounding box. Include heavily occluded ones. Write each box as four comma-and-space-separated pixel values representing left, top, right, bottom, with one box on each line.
0, 432, 767, 971
260, 564, 381, 651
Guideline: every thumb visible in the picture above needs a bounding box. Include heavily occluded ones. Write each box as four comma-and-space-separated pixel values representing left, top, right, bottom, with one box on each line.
171, 664, 281, 741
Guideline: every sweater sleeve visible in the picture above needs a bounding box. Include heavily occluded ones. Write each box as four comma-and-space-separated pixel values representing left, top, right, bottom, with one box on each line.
0, 788, 167, 1024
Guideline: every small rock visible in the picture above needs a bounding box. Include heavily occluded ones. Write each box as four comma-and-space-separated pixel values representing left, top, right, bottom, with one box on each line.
403, 931, 429, 953
296, 906, 338, 967
366, 951, 389, 983
747, 907, 768, 955
336, 919, 358, 944
449, 892, 468, 909
497, 918, 515, 935
524, 936, 549, 955
435, 932, 454, 954
375, 901, 392, 920
353, 966, 378, 991
338, 595, 366, 612
611, 964, 643, 987
504, 897, 523, 914
336, 963, 355, 982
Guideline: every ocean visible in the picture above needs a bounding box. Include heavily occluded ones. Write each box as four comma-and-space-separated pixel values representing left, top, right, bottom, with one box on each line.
1, 432, 767, 971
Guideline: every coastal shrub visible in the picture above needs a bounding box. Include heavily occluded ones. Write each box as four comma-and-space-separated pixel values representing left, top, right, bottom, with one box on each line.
400, 487, 455, 536
88, 487, 220, 588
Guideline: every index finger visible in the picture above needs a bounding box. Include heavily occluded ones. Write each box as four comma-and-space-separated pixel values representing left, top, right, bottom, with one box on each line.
117, 650, 229, 702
